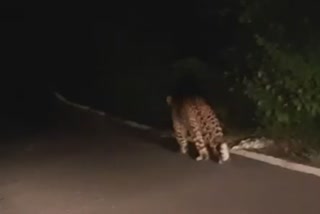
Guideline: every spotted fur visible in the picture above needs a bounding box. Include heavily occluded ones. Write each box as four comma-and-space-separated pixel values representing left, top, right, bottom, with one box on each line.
166, 95, 230, 163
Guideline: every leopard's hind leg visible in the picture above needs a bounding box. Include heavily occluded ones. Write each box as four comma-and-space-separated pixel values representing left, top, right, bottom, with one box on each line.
209, 136, 230, 164
173, 118, 189, 155
188, 115, 209, 161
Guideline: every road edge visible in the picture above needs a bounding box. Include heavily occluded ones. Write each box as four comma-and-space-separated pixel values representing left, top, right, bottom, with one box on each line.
231, 150, 320, 177
53, 92, 320, 178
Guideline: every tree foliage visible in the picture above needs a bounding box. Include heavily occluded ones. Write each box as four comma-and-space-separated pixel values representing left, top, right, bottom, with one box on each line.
233, 0, 320, 138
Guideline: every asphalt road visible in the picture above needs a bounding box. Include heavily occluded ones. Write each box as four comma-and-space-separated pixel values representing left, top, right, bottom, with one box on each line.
1, 105, 320, 214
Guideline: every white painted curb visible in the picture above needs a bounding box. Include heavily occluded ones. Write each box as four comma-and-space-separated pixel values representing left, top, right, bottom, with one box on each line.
53, 92, 320, 178
54, 92, 105, 116
231, 150, 320, 178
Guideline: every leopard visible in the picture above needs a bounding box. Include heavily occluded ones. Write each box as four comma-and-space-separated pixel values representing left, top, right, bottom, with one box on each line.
166, 95, 230, 164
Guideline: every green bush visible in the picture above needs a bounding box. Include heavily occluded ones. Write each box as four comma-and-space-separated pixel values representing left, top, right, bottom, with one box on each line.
233, 0, 320, 140
244, 36, 320, 128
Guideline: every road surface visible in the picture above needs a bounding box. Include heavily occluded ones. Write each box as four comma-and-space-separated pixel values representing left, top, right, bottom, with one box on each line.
1, 104, 320, 214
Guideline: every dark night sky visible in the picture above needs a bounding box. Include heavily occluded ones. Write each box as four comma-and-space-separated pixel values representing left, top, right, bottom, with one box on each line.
1, 3, 239, 124
27, 3, 236, 86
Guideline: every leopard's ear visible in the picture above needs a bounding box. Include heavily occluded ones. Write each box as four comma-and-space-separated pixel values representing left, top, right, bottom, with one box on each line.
166, 95, 172, 105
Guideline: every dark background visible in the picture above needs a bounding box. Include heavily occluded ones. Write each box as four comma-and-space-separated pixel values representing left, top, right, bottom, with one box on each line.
1, 3, 253, 138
